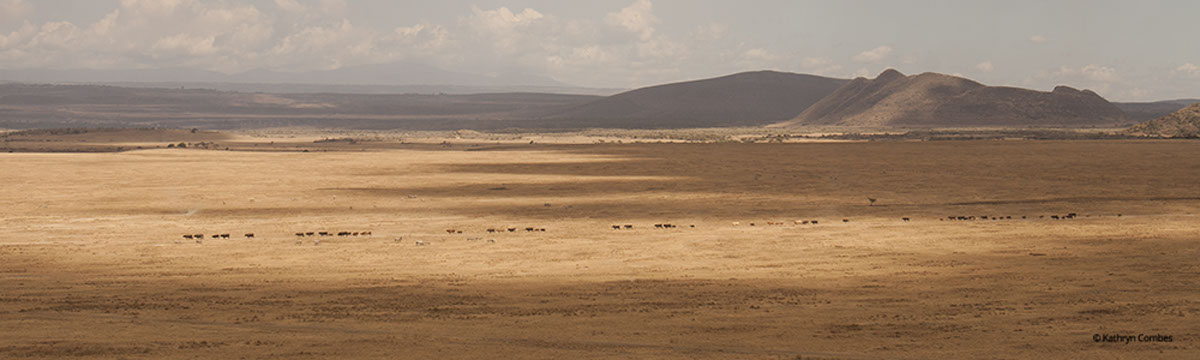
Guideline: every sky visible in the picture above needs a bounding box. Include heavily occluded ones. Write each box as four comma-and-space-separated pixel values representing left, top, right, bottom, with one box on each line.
1, 0, 1198, 101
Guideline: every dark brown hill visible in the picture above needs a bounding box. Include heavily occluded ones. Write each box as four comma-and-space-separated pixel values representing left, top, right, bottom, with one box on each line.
545, 71, 848, 128
1125, 102, 1200, 138
774, 69, 1127, 127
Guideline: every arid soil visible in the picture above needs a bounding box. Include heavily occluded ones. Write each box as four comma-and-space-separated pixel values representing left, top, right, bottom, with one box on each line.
1, 137, 1197, 359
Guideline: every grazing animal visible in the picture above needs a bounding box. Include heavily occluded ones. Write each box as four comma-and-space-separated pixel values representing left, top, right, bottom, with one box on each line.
623, 225, 633, 229
295, 232, 305, 237
525, 227, 535, 232
842, 219, 849, 223
811, 220, 818, 224
446, 229, 456, 234
352, 232, 359, 236
654, 224, 663, 228
486, 239, 496, 243
488, 228, 497, 233
902, 217, 910, 222
306, 232, 315, 236
363, 231, 372, 236
539, 228, 546, 232
507, 228, 517, 232
749, 223, 755, 226
313, 239, 321, 245
195, 238, 202, 244
245, 233, 254, 238
393, 237, 404, 243
318, 232, 328, 236
194, 234, 203, 239
183, 234, 194, 239
415, 240, 427, 246
690, 225, 695, 228
1051, 215, 1059, 220
732, 222, 741, 226
211, 234, 220, 239
612, 225, 621, 230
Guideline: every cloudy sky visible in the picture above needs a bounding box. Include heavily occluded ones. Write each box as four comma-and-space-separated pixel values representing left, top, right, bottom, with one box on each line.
1, 0, 1198, 100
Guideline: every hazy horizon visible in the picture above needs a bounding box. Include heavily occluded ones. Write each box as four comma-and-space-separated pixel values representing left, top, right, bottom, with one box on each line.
2, 0, 1198, 101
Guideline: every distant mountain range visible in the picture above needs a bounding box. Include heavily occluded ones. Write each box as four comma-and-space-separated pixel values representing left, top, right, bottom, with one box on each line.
0, 66, 1196, 131
773, 69, 1127, 127
1113, 99, 1200, 123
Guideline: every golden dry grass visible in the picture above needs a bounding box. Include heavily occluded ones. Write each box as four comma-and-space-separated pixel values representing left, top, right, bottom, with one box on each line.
1, 139, 1198, 359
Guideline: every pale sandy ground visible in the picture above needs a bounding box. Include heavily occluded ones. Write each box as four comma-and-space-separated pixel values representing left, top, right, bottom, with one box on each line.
1, 140, 1198, 359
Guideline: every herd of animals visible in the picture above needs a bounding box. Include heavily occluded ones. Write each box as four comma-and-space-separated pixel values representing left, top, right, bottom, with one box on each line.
174, 212, 1110, 246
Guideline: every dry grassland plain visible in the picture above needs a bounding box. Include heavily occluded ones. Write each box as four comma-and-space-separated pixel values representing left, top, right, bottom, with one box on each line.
1, 137, 1198, 359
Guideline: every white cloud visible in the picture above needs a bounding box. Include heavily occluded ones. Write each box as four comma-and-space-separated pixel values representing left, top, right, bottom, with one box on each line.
1029, 34, 1048, 44
1079, 64, 1119, 82
0, 0, 32, 21
606, 0, 657, 41
1175, 63, 1200, 78
853, 45, 892, 63
273, 0, 305, 12
741, 48, 775, 62
975, 61, 994, 72
798, 57, 842, 76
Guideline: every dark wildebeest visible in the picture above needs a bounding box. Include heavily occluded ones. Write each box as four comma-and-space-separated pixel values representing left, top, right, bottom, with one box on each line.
654, 224, 663, 228
211, 234, 220, 239
295, 232, 305, 237
194, 234, 203, 239
245, 233, 254, 238
525, 227, 535, 232
623, 225, 633, 229
612, 225, 621, 230
183, 234, 194, 240
306, 232, 315, 236
539, 228, 546, 232
318, 232, 328, 236
1051, 215, 1060, 220
902, 217, 910, 222
507, 228, 516, 232
352, 232, 359, 236
811, 220, 818, 224
488, 228, 497, 233
220, 234, 230, 238
842, 219, 849, 223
